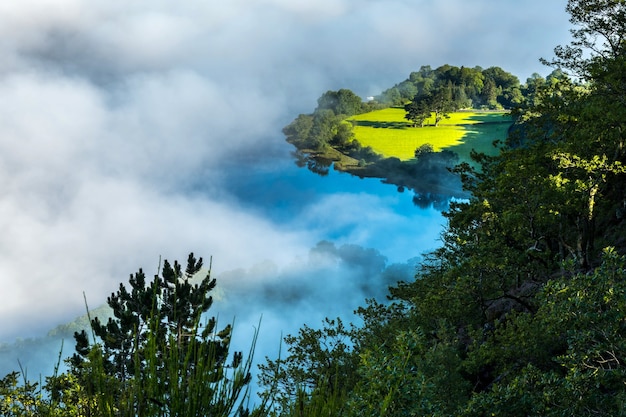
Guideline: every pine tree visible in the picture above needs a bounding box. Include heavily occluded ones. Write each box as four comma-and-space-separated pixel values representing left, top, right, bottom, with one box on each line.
61, 253, 252, 415
72, 253, 228, 379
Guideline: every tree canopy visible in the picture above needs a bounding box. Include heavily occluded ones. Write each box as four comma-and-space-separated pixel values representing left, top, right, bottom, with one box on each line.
378, 64, 521, 109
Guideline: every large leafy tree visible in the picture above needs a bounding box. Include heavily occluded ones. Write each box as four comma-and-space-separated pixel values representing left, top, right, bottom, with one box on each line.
522, 0, 626, 269
404, 85, 455, 128
403, 97, 430, 127
315, 89, 364, 117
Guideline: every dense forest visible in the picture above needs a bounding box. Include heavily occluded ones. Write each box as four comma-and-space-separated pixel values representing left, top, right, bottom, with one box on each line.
378, 64, 523, 110
3, 0, 626, 415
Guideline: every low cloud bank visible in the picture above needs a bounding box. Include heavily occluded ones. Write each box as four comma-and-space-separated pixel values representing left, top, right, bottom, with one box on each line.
0, 241, 420, 380
0, 0, 571, 347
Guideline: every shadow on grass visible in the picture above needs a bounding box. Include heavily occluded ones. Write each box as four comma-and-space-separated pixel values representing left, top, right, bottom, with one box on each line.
465, 112, 513, 124
353, 120, 409, 129
444, 120, 512, 166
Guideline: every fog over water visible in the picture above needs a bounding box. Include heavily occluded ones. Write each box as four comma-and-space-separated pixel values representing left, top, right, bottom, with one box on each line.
0, 0, 572, 377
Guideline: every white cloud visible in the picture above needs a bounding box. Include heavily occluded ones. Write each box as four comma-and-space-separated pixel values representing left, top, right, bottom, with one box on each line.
0, 0, 573, 344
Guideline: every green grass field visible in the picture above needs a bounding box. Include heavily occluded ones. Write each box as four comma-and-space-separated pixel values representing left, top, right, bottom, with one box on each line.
348, 108, 512, 162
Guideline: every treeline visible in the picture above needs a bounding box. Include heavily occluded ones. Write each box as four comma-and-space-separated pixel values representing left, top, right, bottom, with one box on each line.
403, 69, 568, 128
378, 64, 522, 110
282, 88, 381, 166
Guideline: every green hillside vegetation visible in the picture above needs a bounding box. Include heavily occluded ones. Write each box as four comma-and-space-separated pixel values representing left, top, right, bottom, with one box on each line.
283, 63, 535, 199
348, 108, 512, 162
4, 1, 626, 416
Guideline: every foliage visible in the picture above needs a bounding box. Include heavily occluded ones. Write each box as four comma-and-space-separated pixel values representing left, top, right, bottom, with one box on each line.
414, 143, 434, 159
316, 89, 366, 117
0, 371, 48, 416
51, 318, 257, 416
0, 253, 262, 416
270, 1, 626, 416
463, 249, 626, 416
258, 317, 357, 416
84, 255, 219, 375
283, 88, 368, 153
348, 326, 470, 417
405, 84, 456, 127
377, 64, 520, 109
404, 96, 431, 127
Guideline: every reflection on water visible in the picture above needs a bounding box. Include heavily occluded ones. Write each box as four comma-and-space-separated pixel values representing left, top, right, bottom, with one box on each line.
290, 148, 467, 207
214, 154, 451, 401
220, 152, 447, 263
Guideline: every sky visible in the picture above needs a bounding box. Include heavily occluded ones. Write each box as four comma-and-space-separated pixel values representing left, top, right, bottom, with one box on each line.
0, 0, 573, 349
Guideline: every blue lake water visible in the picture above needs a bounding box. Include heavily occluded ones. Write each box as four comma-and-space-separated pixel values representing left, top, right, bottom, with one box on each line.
216, 144, 448, 264
211, 150, 450, 400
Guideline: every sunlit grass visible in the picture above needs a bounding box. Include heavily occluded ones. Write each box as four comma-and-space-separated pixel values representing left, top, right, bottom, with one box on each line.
348, 108, 512, 162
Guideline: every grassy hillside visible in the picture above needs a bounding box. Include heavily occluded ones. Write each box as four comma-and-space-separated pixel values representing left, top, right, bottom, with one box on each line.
348, 108, 512, 162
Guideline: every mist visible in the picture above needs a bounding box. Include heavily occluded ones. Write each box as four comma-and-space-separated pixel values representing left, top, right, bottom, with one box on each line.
0, 0, 572, 378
